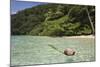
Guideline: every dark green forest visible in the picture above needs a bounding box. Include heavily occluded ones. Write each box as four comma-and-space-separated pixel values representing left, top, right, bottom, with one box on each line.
11, 3, 95, 36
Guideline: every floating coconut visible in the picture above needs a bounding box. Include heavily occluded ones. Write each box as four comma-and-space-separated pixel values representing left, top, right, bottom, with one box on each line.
64, 48, 75, 56
48, 44, 76, 56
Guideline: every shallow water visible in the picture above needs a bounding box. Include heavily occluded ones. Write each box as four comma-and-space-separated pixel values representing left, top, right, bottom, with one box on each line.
11, 36, 95, 66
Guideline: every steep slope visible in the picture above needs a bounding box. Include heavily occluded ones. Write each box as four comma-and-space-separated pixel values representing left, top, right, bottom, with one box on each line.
11, 3, 95, 36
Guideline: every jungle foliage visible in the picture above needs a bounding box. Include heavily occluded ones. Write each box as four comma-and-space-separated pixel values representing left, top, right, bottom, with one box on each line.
11, 3, 95, 36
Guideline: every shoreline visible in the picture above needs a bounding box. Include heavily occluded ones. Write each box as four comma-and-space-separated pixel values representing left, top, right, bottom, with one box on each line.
11, 35, 95, 38
62, 35, 95, 38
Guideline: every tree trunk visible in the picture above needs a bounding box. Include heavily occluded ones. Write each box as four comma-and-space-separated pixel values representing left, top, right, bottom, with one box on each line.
85, 8, 95, 35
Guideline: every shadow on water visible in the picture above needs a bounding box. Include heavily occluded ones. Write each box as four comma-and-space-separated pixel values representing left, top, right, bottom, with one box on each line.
65, 58, 74, 63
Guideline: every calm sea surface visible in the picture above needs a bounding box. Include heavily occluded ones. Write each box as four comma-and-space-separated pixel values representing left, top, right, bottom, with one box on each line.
11, 36, 95, 66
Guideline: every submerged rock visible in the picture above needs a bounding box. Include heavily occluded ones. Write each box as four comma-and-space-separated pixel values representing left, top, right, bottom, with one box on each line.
64, 48, 75, 56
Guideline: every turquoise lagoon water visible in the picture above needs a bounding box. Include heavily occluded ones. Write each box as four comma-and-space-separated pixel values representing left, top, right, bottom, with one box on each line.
11, 36, 95, 66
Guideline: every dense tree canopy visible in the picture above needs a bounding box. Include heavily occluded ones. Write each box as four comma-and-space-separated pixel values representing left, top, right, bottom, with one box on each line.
11, 3, 95, 36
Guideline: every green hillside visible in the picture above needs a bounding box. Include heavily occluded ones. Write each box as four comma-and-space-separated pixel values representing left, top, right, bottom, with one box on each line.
11, 3, 95, 36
